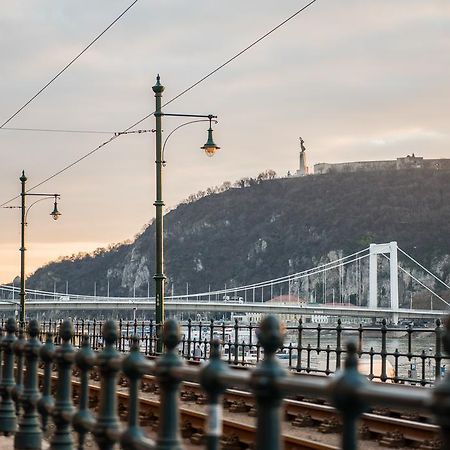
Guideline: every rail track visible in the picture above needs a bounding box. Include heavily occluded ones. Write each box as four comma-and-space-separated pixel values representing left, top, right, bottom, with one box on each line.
38, 366, 440, 450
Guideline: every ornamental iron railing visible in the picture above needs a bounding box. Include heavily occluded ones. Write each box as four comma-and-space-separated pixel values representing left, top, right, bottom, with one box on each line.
6, 317, 446, 386
0, 316, 449, 449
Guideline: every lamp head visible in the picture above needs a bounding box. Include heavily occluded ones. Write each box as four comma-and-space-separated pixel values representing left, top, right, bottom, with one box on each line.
201, 126, 220, 157
50, 197, 61, 221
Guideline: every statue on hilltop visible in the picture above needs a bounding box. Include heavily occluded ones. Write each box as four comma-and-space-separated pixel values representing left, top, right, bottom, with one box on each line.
300, 136, 306, 153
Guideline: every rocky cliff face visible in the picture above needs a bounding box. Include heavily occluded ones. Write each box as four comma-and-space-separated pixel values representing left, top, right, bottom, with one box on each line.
22, 169, 450, 307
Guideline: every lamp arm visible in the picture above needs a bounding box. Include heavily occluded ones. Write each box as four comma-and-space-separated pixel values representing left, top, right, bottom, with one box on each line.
162, 119, 218, 161
24, 197, 53, 223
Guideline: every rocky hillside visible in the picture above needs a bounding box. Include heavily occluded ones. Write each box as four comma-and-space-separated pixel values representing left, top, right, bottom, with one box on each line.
23, 169, 450, 306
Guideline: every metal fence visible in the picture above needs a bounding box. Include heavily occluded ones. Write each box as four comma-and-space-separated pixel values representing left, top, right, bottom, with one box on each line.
0, 315, 450, 449
9, 317, 447, 386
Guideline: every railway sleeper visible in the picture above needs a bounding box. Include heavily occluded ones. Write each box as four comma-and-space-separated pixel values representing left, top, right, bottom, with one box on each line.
378, 430, 406, 448
358, 424, 373, 440
221, 434, 245, 450
291, 413, 314, 428
181, 420, 196, 438
190, 432, 206, 445
139, 409, 157, 426
418, 439, 442, 450
318, 418, 342, 434
196, 394, 207, 405
229, 400, 251, 413
181, 390, 198, 401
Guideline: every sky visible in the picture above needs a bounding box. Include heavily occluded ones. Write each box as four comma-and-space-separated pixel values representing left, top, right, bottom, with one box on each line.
0, 0, 449, 284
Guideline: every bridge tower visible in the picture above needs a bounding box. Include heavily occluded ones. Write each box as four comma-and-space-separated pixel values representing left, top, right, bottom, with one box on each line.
369, 241, 399, 324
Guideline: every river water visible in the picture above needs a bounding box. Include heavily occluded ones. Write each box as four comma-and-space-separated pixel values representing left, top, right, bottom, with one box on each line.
282, 329, 446, 384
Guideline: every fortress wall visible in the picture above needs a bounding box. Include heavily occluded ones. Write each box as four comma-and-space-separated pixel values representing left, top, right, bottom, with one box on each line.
424, 159, 450, 170
314, 160, 396, 174
314, 158, 450, 175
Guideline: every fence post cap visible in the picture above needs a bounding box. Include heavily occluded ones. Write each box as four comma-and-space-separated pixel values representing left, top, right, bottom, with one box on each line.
5, 317, 16, 333
102, 320, 118, 345
28, 319, 40, 338
75, 334, 96, 370
210, 338, 220, 359
257, 315, 284, 355
59, 320, 73, 342
162, 319, 180, 351
345, 341, 358, 369
330, 340, 368, 416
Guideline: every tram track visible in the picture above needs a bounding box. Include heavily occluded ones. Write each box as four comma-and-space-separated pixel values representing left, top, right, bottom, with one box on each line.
38, 367, 440, 449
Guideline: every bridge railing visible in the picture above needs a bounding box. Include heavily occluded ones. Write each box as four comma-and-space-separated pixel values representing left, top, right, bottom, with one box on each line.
5, 317, 446, 386
1, 315, 450, 449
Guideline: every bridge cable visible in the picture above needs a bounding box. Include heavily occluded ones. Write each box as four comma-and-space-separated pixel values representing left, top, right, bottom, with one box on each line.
0, 247, 366, 300
171, 250, 370, 299
380, 254, 450, 308
398, 247, 450, 291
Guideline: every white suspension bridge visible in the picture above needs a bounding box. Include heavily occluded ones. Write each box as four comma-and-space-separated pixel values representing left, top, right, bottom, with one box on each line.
0, 242, 449, 322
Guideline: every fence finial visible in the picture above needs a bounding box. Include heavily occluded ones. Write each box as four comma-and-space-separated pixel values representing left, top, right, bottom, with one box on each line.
330, 340, 368, 450
38, 332, 55, 432
121, 336, 155, 449
200, 338, 229, 450
252, 315, 286, 450
14, 320, 42, 449
0, 318, 17, 436
156, 318, 183, 450
49, 320, 75, 450
162, 318, 180, 351
257, 315, 284, 356
94, 320, 121, 449
73, 334, 96, 449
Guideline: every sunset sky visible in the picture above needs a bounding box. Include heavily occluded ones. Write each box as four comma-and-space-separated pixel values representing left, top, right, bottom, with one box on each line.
1, 1, 449, 284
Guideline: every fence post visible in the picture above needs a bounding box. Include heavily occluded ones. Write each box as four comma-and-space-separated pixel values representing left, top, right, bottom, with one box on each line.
94, 320, 122, 450
380, 319, 388, 382
336, 319, 342, 370
14, 320, 42, 450
37, 332, 55, 433
0, 318, 17, 436
435, 319, 442, 381
200, 338, 229, 450
330, 341, 368, 450
50, 320, 75, 450
13, 327, 26, 415
250, 315, 286, 450
155, 319, 183, 450
121, 336, 154, 449
73, 334, 96, 450
432, 316, 450, 449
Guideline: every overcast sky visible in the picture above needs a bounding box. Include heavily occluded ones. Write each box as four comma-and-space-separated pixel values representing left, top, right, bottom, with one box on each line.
0, 0, 449, 284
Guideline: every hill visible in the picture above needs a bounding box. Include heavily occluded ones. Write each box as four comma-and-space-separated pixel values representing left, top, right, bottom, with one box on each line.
24, 169, 450, 303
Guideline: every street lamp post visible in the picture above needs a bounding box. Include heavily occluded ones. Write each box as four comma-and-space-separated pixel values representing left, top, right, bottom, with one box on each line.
152, 75, 220, 348
5, 171, 62, 324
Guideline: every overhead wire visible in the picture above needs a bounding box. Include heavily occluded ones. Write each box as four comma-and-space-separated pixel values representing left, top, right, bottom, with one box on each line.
0, 0, 319, 208
0, 127, 118, 135
0, 0, 139, 129
0, 127, 153, 136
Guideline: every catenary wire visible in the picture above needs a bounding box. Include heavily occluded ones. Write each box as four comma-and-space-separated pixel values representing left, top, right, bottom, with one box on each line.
0, 127, 117, 135
0, 0, 319, 207
0, 0, 139, 129
0, 127, 153, 136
